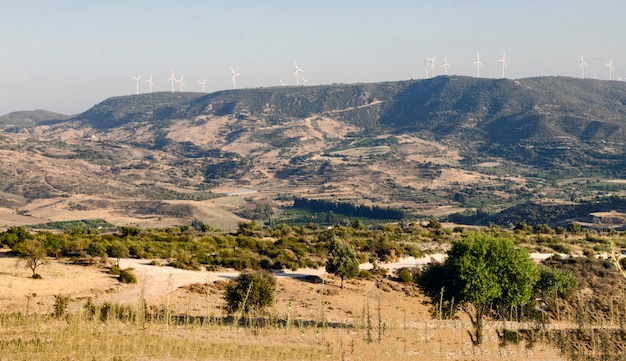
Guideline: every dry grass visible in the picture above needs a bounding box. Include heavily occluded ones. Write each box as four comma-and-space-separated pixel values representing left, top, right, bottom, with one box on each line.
0, 255, 566, 361
0, 314, 565, 361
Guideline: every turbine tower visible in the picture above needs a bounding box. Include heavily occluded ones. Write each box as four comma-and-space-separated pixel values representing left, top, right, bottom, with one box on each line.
293, 61, 304, 86
230, 66, 240, 89
425, 56, 437, 77
131, 75, 142, 95
301, 76, 308, 86
606, 57, 615, 81
145, 74, 155, 93
198, 80, 207, 92
474, 51, 483, 78
441, 55, 451, 75
499, 52, 507, 78
167, 68, 176, 93
176, 74, 185, 92
579, 54, 588, 79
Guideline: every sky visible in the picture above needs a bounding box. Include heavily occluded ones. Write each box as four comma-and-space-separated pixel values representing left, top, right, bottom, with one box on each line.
2, 0, 626, 115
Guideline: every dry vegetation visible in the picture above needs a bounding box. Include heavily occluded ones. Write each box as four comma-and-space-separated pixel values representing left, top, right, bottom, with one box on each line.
0, 254, 566, 361
4, 224, 626, 360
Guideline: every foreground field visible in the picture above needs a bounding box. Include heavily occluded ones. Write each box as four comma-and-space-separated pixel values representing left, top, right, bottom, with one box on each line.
0, 255, 566, 361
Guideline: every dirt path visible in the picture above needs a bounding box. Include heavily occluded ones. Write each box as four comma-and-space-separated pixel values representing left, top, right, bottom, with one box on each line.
109, 252, 559, 305
109, 254, 449, 305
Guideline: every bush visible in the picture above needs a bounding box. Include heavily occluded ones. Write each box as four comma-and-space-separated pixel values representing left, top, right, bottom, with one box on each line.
224, 270, 276, 315
53, 295, 70, 318
119, 268, 137, 284
85, 300, 138, 322
358, 269, 373, 280
110, 264, 121, 275
397, 267, 413, 284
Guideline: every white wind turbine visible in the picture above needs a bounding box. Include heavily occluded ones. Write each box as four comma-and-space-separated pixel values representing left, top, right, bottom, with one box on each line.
425, 56, 437, 77
198, 80, 207, 92
145, 74, 155, 93
499, 52, 507, 78
280, 79, 286, 86
167, 68, 176, 93
606, 57, 615, 80
230, 66, 240, 89
131, 75, 142, 95
474, 51, 483, 78
176, 74, 185, 92
293, 61, 304, 85
441, 55, 451, 75
579, 54, 588, 79
301, 76, 308, 86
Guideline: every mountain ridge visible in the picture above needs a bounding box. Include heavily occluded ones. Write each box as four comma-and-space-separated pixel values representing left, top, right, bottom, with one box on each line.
3, 76, 626, 229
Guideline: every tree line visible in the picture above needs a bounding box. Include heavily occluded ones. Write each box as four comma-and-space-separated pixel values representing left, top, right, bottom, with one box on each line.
292, 197, 406, 220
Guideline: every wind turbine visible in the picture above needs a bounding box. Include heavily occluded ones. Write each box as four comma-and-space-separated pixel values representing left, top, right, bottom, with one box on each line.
198, 80, 207, 92
131, 75, 142, 95
474, 51, 483, 78
425, 56, 436, 77
441, 55, 451, 75
606, 57, 615, 80
579, 54, 588, 79
279, 79, 286, 86
167, 68, 176, 93
176, 74, 185, 92
145, 74, 155, 93
230, 66, 240, 89
499, 52, 507, 78
293, 61, 303, 85
301, 76, 308, 86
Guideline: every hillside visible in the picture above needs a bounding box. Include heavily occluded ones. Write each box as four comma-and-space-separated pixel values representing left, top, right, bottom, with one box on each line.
3, 76, 626, 229
0, 109, 70, 128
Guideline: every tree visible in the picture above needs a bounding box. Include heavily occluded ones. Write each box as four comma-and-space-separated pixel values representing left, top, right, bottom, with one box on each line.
0, 226, 33, 248
224, 270, 276, 315
107, 241, 130, 266
534, 266, 577, 315
14, 238, 48, 278
325, 236, 359, 288
417, 232, 539, 346
567, 222, 582, 234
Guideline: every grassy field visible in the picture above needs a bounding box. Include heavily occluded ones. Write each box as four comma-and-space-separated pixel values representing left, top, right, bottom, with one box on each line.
0, 254, 567, 361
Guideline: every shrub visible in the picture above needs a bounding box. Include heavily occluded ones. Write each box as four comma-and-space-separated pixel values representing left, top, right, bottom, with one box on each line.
550, 243, 571, 255
53, 295, 70, 318
358, 269, 373, 280
397, 267, 413, 284
224, 270, 276, 315
110, 264, 121, 275
119, 268, 137, 284
555, 226, 566, 235
85, 300, 138, 322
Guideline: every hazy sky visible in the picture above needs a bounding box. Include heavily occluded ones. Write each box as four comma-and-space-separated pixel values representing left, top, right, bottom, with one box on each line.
2, 0, 625, 115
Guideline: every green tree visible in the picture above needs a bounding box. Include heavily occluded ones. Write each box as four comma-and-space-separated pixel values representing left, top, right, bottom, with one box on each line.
534, 266, 577, 315
120, 225, 141, 238
325, 236, 359, 288
417, 232, 539, 346
14, 238, 48, 278
0, 226, 33, 248
224, 270, 276, 315
107, 241, 130, 266
567, 222, 582, 234
86, 241, 107, 260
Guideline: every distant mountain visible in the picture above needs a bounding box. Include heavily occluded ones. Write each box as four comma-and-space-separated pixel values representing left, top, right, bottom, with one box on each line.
71, 76, 626, 173
0, 110, 70, 128
3, 76, 626, 229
